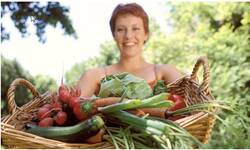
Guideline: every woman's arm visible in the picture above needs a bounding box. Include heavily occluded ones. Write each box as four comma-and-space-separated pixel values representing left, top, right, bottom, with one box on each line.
158, 64, 183, 85
76, 68, 105, 97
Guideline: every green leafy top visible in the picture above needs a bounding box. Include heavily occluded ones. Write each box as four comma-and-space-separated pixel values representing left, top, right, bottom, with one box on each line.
98, 73, 153, 99
153, 80, 167, 95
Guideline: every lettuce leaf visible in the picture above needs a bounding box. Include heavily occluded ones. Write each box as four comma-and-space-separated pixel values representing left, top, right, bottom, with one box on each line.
98, 73, 153, 99
153, 80, 167, 95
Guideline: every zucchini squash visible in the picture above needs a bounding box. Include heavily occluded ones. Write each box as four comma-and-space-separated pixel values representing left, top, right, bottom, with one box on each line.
25, 115, 104, 143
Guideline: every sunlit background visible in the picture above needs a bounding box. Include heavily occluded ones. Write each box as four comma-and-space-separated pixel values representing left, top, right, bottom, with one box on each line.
1, 0, 169, 84
1, 1, 250, 149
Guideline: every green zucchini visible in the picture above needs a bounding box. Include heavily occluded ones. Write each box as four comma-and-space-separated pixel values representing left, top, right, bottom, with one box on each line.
25, 115, 104, 143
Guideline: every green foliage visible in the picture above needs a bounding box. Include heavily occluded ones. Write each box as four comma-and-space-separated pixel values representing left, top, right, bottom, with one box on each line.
65, 57, 101, 86
1, 2, 77, 43
34, 74, 58, 93
1, 55, 34, 116
1, 56, 57, 116
146, 2, 250, 148
99, 41, 120, 65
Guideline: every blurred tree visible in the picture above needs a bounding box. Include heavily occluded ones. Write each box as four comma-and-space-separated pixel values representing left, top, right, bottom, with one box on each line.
1, 2, 77, 43
1, 55, 58, 116
1, 55, 34, 114
147, 2, 250, 148
99, 40, 119, 66
34, 74, 57, 94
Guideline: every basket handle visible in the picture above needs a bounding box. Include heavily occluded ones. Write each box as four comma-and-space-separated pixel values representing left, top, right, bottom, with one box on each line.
190, 56, 210, 94
6, 78, 40, 114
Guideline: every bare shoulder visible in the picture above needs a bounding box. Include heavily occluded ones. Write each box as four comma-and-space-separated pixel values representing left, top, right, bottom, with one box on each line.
84, 67, 105, 77
76, 67, 106, 97
79, 67, 105, 83
157, 64, 179, 73
156, 64, 183, 84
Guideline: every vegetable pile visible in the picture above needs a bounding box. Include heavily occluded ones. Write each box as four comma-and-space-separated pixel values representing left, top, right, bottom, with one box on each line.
25, 73, 221, 148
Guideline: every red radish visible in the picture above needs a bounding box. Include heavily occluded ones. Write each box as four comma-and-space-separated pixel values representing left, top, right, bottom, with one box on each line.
37, 107, 51, 121
75, 88, 81, 97
59, 86, 70, 103
38, 117, 54, 127
168, 99, 186, 111
69, 87, 81, 108
58, 77, 70, 104
69, 97, 80, 108
168, 93, 183, 103
42, 104, 52, 110
70, 87, 81, 97
52, 101, 62, 110
166, 93, 186, 121
73, 103, 88, 121
54, 111, 67, 125
50, 93, 62, 109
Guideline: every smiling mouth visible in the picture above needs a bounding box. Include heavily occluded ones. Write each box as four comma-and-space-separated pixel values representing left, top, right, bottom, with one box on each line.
123, 42, 136, 47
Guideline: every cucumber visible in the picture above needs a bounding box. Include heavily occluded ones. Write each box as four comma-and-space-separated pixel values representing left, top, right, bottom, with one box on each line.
25, 115, 104, 143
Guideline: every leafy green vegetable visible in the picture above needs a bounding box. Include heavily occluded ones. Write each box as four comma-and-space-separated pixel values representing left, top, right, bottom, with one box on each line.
153, 80, 167, 95
98, 73, 153, 99
98, 75, 123, 98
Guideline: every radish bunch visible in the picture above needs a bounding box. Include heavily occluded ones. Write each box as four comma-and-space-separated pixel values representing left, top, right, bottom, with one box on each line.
37, 93, 67, 127
35, 79, 90, 127
58, 79, 97, 121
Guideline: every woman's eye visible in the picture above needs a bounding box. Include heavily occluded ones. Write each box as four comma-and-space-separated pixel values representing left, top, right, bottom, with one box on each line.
117, 28, 124, 32
133, 27, 140, 31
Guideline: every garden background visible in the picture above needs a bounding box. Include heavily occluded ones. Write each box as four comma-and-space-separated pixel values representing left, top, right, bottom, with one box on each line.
1, 1, 250, 148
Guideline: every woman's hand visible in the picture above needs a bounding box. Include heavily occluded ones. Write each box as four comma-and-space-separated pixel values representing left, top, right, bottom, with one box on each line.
76, 68, 105, 97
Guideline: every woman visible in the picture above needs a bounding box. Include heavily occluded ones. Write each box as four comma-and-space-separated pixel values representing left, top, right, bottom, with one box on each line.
77, 3, 183, 98
78, 3, 184, 143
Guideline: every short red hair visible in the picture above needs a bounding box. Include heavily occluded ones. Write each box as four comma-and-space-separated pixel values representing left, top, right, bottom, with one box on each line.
109, 3, 149, 37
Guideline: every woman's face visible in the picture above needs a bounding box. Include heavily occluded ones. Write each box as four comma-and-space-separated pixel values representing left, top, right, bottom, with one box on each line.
114, 14, 148, 58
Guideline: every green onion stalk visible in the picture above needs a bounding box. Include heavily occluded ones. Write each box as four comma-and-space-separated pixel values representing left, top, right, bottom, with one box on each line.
109, 110, 202, 149
98, 93, 173, 113
165, 101, 234, 117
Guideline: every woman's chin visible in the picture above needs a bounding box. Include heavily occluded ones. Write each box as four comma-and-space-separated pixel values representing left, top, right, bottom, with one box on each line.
121, 48, 140, 57
121, 52, 139, 58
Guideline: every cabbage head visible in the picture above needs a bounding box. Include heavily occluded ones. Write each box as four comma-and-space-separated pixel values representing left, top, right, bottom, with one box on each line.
98, 72, 153, 99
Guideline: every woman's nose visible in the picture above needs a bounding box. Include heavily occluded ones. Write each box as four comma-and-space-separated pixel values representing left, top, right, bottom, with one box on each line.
125, 30, 133, 39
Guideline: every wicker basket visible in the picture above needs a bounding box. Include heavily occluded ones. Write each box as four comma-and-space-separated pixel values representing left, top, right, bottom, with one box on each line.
1, 56, 216, 148
167, 56, 216, 144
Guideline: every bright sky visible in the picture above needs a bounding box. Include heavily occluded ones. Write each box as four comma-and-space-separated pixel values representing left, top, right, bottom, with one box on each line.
1, 0, 169, 84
